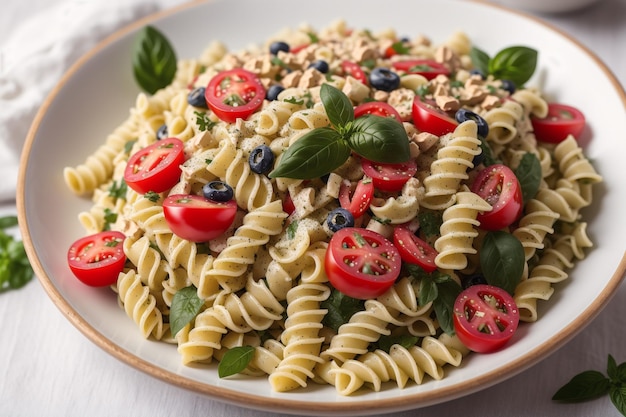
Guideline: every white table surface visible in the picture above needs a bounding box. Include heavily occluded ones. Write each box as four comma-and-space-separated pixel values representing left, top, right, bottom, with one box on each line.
2, 0, 625, 416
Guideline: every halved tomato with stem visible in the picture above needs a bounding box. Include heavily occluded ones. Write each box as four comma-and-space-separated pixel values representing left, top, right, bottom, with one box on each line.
361, 158, 417, 192
531, 103, 586, 143
325, 228, 402, 300
67, 231, 126, 287
392, 59, 450, 80
471, 164, 523, 231
205, 68, 266, 123
124, 138, 185, 194
338, 178, 374, 218
412, 97, 458, 136
453, 284, 520, 353
354, 102, 403, 123
392, 227, 438, 272
163, 194, 237, 242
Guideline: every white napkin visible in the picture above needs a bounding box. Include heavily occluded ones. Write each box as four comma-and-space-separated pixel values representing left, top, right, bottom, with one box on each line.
0, 0, 168, 203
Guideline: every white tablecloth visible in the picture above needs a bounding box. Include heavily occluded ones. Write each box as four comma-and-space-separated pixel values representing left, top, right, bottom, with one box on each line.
1, 0, 625, 416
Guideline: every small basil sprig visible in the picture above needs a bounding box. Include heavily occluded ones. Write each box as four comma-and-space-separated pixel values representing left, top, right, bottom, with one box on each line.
0, 216, 34, 292
133, 25, 177, 94
269, 84, 411, 179
553, 354, 626, 416
321, 288, 365, 332
514, 152, 542, 203
218, 345, 256, 378
169, 285, 204, 337
480, 231, 525, 295
470, 45, 538, 87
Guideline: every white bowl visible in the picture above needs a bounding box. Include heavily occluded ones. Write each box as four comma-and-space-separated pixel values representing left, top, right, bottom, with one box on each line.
494, 0, 603, 13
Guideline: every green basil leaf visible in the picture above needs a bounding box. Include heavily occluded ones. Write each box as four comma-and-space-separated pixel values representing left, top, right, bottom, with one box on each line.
609, 385, 626, 416
376, 334, 418, 353
488, 46, 538, 87
608, 354, 619, 381
418, 275, 438, 306
480, 231, 525, 295
320, 83, 354, 129
552, 370, 611, 402
218, 345, 256, 378
133, 26, 177, 94
417, 210, 443, 238
269, 128, 350, 179
515, 152, 542, 203
469, 46, 491, 75
433, 279, 462, 335
348, 115, 410, 163
169, 285, 204, 337
0, 216, 19, 229
321, 288, 365, 332
479, 136, 501, 166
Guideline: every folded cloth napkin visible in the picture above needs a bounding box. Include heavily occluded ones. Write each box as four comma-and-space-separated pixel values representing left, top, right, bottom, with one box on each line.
0, 0, 180, 203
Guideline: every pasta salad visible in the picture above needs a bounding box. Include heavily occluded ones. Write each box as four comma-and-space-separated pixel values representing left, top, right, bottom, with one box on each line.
64, 20, 602, 395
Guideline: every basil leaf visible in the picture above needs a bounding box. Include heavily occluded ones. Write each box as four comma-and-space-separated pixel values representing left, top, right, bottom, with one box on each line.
515, 152, 542, 203
269, 128, 350, 179
418, 275, 438, 306
218, 346, 255, 378
552, 370, 611, 402
479, 136, 501, 166
469, 46, 491, 75
321, 288, 365, 332
0, 216, 18, 229
320, 83, 354, 129
488, 46, 537, 87
133, 26, 177, 94
348, 115, 410, 163
608, 354, 619, 381
433, 279, 462, 335
609, 385, 626, 416
480, 231, 525, 295
417, 211, 442, 238
169, 285, 204, 337
376, 334, 418, 353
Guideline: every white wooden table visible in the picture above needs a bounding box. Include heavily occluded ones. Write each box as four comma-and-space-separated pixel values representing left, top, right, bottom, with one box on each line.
2, 0, 625, 416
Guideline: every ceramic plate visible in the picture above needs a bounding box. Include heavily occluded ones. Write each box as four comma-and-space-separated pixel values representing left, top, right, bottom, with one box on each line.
17, 0, 626, 415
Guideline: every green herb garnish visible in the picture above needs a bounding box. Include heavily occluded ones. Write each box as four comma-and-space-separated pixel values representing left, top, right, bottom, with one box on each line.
321, 288, 365, 332
269, 84, 410, 180
480, 231, 525, 295
169, 285, 204, 337
144, 191, 160, 203
470, 45, 538, 87
102, 208, 118, 231
514, 152, 542, 203
553, 355, 626, 416
218, 346, 256, 378
132, 25, 177, 94
108, 179, 128, 200
194, 111, 216, 132
0, 216, 34, 292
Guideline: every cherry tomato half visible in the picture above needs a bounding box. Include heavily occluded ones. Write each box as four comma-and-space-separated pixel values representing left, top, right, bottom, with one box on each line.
338, 178, 374, 218
163, 194, 237, 242
67, 231, 126, 287
471, 164, 523, 231
412, 97, 458, 136
205, 68, 266, 123
392, 227, 438, 272
361, 158, 417, 192
531, 103, 586, 143
354, 102, 402, 123
124, 138, 185, 194
341, 60, 368, 85
392, 59, 450, 80
325, 228, 402, 300
453, 284, 520, 353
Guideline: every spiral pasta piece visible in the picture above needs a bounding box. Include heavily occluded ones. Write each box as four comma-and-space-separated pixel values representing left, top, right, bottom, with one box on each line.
269, 282, 331, 391
483, 99, 524, 145
512, 198, 560, 261
198, 200, 287, 297
117, 269, 166, 340
421, 121, 482, 210
553, 135, 603, 184
434, 191, 492, 270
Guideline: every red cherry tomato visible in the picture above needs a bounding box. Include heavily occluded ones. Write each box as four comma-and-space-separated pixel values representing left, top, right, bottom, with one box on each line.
531, 103, 586, 143
67, 231, 126, 287
204, 68, 266, 123
162, 194, 237, 242
392, 59, 450, 80
354, 102, 402, 123
282, 193, 296, 215
325, 228, 402, 300
392, 227, 438, 272
340, 60, 368, 85
124, 138, 185, 194
453, 284, 520, 353
338, 178, 374, 218
411, 97, 458, 136
471, 164, 523, 231
361, 158, 417, 192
